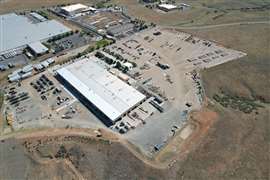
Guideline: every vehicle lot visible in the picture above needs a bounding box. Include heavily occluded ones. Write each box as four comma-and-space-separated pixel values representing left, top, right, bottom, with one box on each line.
0, 54, 30, 71
49, 32, 99, 53
3, 70, 105, 130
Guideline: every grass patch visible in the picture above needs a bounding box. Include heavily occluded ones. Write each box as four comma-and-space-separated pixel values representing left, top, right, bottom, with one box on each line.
96, 39, 113, 49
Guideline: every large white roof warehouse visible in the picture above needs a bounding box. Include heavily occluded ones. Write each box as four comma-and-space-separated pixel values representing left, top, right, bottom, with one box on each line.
56, 57, 146, 125
0, 13, 71, 54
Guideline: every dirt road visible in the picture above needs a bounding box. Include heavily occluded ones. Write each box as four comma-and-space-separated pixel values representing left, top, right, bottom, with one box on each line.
171, 21, 270, 30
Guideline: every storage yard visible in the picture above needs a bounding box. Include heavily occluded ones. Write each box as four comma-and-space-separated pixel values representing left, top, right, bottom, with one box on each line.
1, 25, 246, 155
100, 27, 246, 154
50, 3, 148, 38
71, 11, 134, 37
3, 69, 105, 131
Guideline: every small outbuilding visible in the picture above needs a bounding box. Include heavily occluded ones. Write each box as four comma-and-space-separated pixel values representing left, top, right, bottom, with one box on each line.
158, 4, 178, 12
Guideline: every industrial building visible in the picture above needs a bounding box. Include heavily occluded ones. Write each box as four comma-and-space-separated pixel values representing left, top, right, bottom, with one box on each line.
0, 13, 71, 55
28, 42, 49, 56
60, 4, 90, 17
56, 57, 146, 126
158, 4, 178, 12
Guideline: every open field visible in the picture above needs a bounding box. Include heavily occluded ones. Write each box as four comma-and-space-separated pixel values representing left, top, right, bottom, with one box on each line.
110, 0, 270, 26
1, 0, 269, 27
183, 24, 270, 102
0, 0, 268, 41
172, 23, 270, 179
0, 128, 167, 180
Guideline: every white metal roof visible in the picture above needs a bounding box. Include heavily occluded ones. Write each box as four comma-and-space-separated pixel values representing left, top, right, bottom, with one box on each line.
159, 4, 177, 9
22, 64, 33, 73
0, 13, 71, 54
28, 42, 48, 54
41, 61, 49, 67
57, 57, 146, 121
9, 74, 21, 82
85, 7, 97, 11
61, 4, 88, 12
29, 12, 47, 22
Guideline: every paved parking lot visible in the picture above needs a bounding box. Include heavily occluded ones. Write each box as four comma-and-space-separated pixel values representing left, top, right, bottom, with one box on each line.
125, 105, 188, 156
51, 33, 97, 53
0, 54, 30, 69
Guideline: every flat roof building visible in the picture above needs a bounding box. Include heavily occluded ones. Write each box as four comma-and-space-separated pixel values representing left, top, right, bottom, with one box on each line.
28, 42, 49, 56
29, 12, 47, 22
0, 13, 71, 55
56, 57, 146, 126
60, 4, 88, 17
158, 4, 178, 12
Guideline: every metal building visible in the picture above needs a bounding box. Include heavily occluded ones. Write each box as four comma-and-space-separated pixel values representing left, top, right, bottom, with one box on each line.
56, 57, 146, 126
0, 13, 71, 55
28, 42, 49, 56
158, 4, 178, 12
60, 4, 88, 17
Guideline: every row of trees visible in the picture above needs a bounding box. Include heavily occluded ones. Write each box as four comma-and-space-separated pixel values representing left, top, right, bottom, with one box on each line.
47, 31, 76, 43
95, 51, 129, 73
